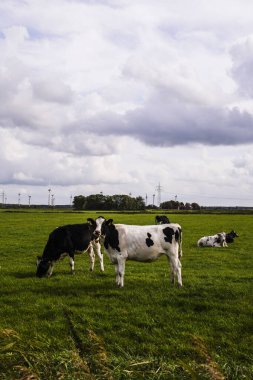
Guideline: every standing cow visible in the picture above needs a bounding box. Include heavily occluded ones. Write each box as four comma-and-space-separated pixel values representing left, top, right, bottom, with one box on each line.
101, 219, 182, 288
36, 216, 105, 278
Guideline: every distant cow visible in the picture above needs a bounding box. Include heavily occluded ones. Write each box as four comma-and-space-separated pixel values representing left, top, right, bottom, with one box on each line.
197, 232, 227, 247
226, 230, 239, 243
36, 216, 105, 278
101, 219, 182, 288
155, 215, 170, 224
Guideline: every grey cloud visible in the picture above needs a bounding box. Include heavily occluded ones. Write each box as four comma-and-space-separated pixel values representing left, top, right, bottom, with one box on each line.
83, 101, 253, 147
230, 36, 253, 97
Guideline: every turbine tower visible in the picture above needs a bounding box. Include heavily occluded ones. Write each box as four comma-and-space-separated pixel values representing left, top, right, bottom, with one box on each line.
156, 183, 162, 207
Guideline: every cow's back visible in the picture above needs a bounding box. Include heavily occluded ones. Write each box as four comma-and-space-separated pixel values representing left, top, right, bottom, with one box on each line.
43, 223, 93, 259
114, 223, 181, 261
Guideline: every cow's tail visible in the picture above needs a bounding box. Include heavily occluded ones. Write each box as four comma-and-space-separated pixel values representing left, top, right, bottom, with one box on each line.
178, 228, 183, 259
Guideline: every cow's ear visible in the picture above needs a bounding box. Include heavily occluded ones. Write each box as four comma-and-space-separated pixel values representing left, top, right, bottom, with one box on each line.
106, 219, 113, 225
87, 218, 95, 225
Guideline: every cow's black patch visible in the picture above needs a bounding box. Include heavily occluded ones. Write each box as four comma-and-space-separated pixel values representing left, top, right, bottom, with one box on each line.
163, 227, 175, 243
155, 215, 170, 224
104, 224, 121, 252
226, 230, 238, 243
175, 227, 182, 243
146, 232, 154, 247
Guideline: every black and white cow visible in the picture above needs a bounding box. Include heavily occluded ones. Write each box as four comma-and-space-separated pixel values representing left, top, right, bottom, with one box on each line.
36, 216, 105, 278
226, 230, 239, 243
101, 219, 182, 288
155, 215, 170, 224
197, 232, 227, 247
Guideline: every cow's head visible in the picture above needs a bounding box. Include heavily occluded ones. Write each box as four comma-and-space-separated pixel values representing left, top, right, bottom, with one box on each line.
229, 230, 239, 238
100, 219, 120, 251
87, 216, 105, 238
101, 218, 113, 236
36, 256, 52, 278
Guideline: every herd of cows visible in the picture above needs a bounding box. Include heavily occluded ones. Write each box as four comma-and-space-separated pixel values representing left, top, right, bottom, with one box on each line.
36, 215, 238, 288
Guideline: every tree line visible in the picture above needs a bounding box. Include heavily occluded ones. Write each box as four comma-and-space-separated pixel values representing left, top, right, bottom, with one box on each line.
73, 194, 200, 211
73, 194, 145, 210
159, 200, 200, 210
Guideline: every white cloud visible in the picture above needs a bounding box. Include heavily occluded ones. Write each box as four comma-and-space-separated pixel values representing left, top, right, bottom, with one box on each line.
1, 0, 253, 205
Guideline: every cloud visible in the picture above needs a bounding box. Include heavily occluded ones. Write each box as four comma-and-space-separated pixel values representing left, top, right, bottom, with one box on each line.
1, 0, 253, 205
230, 35, 253, 97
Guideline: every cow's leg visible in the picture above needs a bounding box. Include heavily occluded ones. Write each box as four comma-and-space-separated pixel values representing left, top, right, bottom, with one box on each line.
93, 240, 104, 271
115, 264, 120, 286
69, 255, 75, 274
87, 244, 95, 271
47, 262, 55, 277
116, 255, 126, 288
166, 252, 182, 287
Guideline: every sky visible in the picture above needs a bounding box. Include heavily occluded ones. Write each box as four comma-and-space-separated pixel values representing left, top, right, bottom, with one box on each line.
1, 0, 253, 207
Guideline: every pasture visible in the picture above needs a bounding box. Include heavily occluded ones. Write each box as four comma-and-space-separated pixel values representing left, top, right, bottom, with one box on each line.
0, 210, 252, 379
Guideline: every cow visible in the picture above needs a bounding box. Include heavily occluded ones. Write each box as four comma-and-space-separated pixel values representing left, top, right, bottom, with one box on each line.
155, 215, 170, 224
197, 232, 227, 247
226, 230, 239, 243
100, 219, 182, 288
36, 216, 105, 278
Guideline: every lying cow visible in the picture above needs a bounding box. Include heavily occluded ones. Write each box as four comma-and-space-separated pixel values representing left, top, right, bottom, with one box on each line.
155, 215, 170, 224
101, 219, 182, 288
36, 216, 105, 277
226, 230, 239, 243
197, 232, 227, 247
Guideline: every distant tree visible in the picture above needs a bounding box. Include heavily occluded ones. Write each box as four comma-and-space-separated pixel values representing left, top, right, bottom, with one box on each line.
179, 202, 185, 210
185, 202, 192, 210
135, 196, 145, 210
146, 204, 159, 209
73, 195, 86, 210
84, 194, 106, 210
191, 202, 200, 210
73, 193, 146, 210
160, 200, 180, 210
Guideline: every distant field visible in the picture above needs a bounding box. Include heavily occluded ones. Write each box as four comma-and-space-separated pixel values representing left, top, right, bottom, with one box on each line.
0, 210, 252, 379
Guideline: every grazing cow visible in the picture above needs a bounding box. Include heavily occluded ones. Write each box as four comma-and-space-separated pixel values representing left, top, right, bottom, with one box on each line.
36, 216, 105, 278
155, 215, 170, 224
101, 219, 182, 288
226, 230, 239, 243
197, 232, 227, 247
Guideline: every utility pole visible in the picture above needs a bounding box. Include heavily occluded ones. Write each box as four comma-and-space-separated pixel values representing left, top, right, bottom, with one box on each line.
28, 195, 31, 207
145, 194, 148, 206
152, 194, 155, 206
70, 195, 73, 207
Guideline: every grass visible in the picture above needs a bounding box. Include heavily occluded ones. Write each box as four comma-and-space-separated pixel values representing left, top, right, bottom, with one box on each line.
0, 210, 253, 379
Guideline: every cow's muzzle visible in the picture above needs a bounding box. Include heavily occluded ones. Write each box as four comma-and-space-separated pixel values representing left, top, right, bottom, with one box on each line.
94, 230, 101, 238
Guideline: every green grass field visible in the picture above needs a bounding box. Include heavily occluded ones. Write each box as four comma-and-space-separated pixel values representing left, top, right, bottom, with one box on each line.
0, 210, 253, 379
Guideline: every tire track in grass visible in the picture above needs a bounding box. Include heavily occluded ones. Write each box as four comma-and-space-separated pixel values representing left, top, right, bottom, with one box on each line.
63, 308, 113, 380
